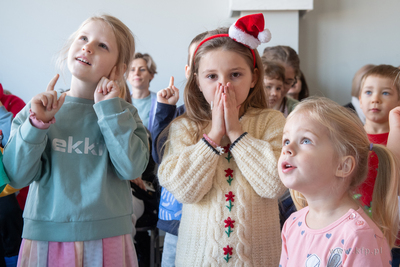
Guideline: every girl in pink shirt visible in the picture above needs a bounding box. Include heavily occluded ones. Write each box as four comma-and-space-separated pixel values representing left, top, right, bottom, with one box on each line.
278, 97, 399, 267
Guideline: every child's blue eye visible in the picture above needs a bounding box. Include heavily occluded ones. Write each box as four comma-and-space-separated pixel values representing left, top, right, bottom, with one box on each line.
283, 140, 290, 146
301, 138, 312, 145
79, 36, 88, 41
383, 91, 390, 96
365, 91, 372, 95
265, 86, 271, 90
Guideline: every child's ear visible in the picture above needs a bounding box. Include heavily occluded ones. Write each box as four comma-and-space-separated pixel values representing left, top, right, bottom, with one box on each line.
185, 65, 190, 80
336, 156, 355, 178
251, 68, 259, 88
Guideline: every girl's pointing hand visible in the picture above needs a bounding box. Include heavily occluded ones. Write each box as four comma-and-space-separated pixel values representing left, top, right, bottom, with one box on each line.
31, 74, 66, 123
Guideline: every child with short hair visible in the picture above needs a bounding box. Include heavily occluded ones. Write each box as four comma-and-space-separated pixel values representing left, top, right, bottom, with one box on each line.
357, 64, 400, 210
357, 64, 400, 267
158, 14, 287, 266
344, 64, 376, 124
279, 97, 398, 266
262, 45, 300, 117
3, 14, 148, 266
262, 60, 286, 110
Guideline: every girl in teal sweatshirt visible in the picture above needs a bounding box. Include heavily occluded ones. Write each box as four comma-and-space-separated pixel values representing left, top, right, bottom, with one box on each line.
3, 15, 148, 267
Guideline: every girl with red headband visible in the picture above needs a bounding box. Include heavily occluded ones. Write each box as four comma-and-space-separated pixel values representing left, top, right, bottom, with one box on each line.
158, 13, 286, 266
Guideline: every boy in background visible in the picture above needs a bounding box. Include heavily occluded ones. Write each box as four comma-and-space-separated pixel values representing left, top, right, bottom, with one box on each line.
357, 64, 400, 267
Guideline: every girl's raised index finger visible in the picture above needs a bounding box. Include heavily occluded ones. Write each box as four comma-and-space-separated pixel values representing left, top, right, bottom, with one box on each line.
169, 76, 174, 87
46, 74, 60, 92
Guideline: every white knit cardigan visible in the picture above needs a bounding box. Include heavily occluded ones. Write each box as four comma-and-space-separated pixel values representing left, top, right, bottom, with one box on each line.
158, 108, 287, 266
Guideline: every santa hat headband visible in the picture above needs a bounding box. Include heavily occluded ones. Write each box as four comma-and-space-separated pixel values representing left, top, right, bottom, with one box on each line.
193, 13, 271, 68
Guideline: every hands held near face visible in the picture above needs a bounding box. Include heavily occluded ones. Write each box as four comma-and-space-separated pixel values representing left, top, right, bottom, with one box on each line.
32, 66, 121, 123
208, 83, 243, 145
157, 76, 179, 105
94, 66, 120, 103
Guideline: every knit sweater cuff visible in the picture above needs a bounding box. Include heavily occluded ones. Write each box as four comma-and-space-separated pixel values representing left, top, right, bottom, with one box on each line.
229, 132, 248, 151
201, 138, 222, 155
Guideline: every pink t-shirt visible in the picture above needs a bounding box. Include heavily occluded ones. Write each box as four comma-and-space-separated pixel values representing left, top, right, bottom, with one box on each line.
279, 207, 391, 267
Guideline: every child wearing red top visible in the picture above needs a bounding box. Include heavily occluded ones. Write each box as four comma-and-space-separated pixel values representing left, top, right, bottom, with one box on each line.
357, 132, 388, 211
358, 65, 400, 267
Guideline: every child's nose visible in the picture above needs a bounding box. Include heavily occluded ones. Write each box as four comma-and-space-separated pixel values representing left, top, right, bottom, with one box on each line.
371, 94, 381, 103
82, 42, 93, 54
282, 144, 294, 156
219, 77, 228, 86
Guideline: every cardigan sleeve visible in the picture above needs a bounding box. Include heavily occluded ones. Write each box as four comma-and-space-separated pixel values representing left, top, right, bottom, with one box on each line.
157, 118, 220, 204
230, 111, 287, 199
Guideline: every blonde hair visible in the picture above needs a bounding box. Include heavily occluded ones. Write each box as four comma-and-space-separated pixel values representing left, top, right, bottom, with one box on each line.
351, 64, 375, 97
179, 27, 267, 143
288, 97, 399, 248
132, 53, 157, 76
119, 80, 132, 104
57, 14, 135, 93
360, 64, 400, 99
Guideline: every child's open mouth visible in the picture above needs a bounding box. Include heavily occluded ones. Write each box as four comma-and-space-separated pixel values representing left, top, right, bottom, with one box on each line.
281, 161, 296, 173
76, 57, 91, 66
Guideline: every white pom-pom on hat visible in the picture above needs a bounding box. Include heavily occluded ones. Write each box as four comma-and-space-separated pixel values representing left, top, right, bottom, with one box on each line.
258, 29, 272, 43
228, 13, 271, 50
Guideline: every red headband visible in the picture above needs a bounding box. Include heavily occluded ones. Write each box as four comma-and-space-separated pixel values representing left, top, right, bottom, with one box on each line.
193, 34, 257, 68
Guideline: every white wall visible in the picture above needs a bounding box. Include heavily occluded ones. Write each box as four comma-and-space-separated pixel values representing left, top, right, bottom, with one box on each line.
0, 0, 236, 104
1, 0, 399, 107
299, 0, 400, 105
0, 0, 301, 105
